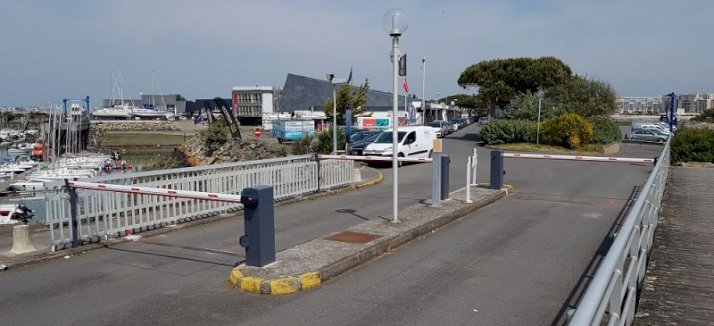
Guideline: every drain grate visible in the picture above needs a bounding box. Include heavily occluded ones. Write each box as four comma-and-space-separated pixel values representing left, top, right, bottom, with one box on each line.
325, 231, 381, 244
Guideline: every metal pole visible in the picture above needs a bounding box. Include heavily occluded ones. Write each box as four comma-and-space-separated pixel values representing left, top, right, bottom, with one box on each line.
65, 179, 81, 248
422, 57, 426, 125
332, 86, 337, 154
392, 36, 400, 223
465, 156, 472, 203
668, 92, 675, 133
537, 97, 542, 145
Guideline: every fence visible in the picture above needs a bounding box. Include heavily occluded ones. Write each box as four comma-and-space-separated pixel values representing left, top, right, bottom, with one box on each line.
43, 156, 355, 250
568, 140, 670, 325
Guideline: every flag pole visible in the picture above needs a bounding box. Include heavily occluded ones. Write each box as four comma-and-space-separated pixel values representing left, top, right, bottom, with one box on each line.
421, 56, 426, 125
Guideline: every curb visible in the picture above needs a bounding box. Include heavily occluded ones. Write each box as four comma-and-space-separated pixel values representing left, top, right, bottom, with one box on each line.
0, 166, 385, 271
228, 188, 507, 294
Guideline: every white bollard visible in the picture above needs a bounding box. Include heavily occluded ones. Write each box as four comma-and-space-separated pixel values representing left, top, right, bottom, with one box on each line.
9, 224, 37, 255
471, 148, 478, 185
465, 156, 473, 203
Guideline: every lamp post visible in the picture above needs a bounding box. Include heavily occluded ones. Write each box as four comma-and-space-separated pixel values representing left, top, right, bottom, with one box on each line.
327, 74, 347, 154
536, 89, 544, 145
384, 8, 408, 223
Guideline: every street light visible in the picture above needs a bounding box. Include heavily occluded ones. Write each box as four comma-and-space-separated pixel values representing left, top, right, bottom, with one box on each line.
383, 8, 407, 223
536, 89, 544, 145
327, 74, 347, 154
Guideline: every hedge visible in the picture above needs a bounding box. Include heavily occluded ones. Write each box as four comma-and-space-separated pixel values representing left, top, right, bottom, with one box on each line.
589, 117, 623, 144
671, 127, 714, 163
480, 119, 536, 145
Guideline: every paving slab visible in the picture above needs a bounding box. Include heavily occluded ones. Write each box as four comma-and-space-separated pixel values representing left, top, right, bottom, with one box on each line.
229, 185, 507, 294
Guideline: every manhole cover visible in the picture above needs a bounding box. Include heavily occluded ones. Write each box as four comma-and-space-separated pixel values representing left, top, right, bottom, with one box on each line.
325, 231, 381, 244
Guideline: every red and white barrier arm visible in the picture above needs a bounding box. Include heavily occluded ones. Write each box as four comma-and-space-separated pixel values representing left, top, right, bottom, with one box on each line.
502, 153, 654, 164
66, 181, 242, 203
317, 154, 433, 163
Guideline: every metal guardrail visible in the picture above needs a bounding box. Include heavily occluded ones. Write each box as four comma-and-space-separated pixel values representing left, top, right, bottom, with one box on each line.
568, 140, 670, 326
44, 156, 354, 250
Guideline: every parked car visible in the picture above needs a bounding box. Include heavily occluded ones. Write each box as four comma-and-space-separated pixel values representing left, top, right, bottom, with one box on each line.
427, 120, 450, 138
477, 117, 490, 125
363, 126, 437, 164
349, 132, 382, 156
349, 130, 382, 143
629, 128, 668, 142
449, 119, 463, 131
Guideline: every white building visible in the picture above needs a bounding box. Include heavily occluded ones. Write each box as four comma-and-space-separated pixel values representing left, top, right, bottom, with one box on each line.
231, 86, 281, 124
616, 97, 664, 115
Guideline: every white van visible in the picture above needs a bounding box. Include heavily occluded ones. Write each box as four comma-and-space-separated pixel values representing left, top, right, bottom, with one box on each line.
363, 126, 436, 159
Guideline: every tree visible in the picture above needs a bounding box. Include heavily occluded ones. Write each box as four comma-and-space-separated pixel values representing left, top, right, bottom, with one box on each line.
504, 92, 563, 120
323, 79, 370, 125
438, 93, 482, 116
457, 57, 573, 111
546, 76, 617, 118
175, 94, 186, 101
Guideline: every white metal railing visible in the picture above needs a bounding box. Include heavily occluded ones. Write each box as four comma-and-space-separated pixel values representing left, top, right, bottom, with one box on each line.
568, 140, 670, 326
44, 156, 354, 250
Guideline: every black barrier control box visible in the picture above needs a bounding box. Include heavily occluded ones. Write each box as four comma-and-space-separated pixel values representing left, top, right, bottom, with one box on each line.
239, 185, 276, 267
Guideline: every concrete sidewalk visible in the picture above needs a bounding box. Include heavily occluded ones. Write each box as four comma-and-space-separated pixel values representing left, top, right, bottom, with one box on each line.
635, 167, 714, 325
230, 185, 506, 294
0, 165, 384, 269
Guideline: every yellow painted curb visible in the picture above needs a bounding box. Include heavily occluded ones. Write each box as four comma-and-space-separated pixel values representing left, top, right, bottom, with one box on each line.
270, 277, 299, 295
228, 268, 243, 287
240, 276, 263, 294
299, 272, 321, 289
355, 168, 384, 188
475, 183, 515, 193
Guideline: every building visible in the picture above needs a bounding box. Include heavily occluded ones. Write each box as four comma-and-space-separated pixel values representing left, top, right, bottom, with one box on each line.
616, 97, 664, 115
277, 73, 459, 124
667, 93, 714, 114
231, 86, 281, 125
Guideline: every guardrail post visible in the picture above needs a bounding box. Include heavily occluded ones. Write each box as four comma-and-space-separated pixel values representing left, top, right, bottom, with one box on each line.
64, 179, 81, 248
315, 153, 321, 192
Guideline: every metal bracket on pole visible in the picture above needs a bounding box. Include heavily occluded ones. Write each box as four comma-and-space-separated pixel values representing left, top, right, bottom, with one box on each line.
64, 178, 81, 248
431, 152, 441, 207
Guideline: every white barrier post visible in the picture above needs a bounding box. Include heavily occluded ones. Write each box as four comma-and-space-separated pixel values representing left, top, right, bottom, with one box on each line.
471, 148, 478, 185
465, 156, 473, 203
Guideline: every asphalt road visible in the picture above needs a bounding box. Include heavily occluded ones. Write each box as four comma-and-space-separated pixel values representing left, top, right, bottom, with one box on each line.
0, 125, 664, 325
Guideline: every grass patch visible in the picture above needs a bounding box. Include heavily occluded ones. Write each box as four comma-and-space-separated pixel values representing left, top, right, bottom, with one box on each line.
486, 143, 602, 155
102, 132, 188, 146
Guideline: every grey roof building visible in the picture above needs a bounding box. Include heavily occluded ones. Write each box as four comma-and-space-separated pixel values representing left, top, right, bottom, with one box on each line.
277, 73, 407, 113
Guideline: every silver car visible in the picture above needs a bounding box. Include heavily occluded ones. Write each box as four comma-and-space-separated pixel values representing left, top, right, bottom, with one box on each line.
629, 128, 668, 142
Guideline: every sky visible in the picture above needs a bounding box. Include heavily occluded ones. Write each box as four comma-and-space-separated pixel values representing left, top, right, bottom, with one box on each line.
1, 0, 713, 107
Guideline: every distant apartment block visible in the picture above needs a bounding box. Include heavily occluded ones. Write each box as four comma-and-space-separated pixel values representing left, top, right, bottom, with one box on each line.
618, 93, 714, 114
663, 93, 714, 114
617, 97, 664, 115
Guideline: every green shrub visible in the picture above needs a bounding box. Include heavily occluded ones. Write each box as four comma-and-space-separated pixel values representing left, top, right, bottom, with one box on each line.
480, 119, 536, 144
291, 135, 315, 155
671, 128, 714, 163
314, 130, 346, 154
588, 117, 622, 144
540, 113, 593, 149
201, 119, 230, 155
691, 108, 714, 122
